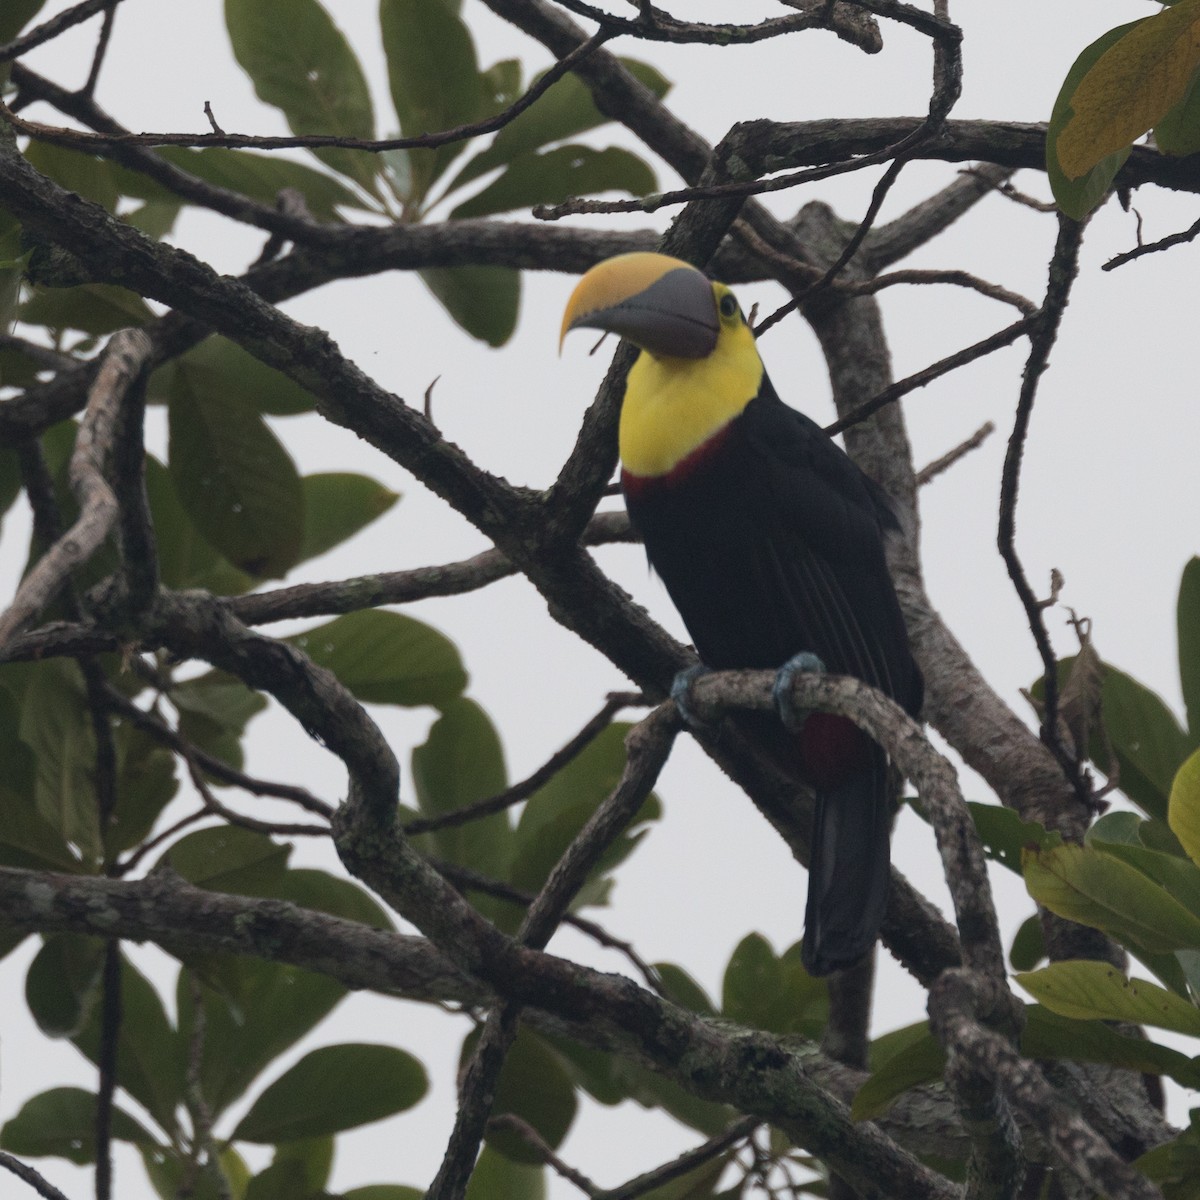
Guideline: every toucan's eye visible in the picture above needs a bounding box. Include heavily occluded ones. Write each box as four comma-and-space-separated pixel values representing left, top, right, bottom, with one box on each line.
718, 293, 738, 319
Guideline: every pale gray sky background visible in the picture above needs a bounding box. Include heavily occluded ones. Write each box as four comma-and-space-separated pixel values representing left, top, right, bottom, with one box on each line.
3, 1, 1197, 1196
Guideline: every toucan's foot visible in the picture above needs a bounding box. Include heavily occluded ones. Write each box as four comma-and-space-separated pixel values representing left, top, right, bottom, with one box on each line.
670, 664, 713, 728
773, 651, 827, 731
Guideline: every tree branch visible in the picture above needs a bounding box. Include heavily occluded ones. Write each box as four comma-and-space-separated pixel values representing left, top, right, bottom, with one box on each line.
0, 328, 151, 649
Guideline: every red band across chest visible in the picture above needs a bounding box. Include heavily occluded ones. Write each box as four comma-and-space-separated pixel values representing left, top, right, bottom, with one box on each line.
621, 421, 736, 500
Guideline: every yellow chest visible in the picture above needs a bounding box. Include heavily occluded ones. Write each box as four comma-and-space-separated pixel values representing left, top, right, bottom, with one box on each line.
618, 330, 764, 478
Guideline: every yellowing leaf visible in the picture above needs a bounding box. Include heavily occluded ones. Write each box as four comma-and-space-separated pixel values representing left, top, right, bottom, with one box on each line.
1058, 0, 1200, 180
1016, 960, 1200, 1037
1170, 747, 1200, 867
1023, 842, 1200, 953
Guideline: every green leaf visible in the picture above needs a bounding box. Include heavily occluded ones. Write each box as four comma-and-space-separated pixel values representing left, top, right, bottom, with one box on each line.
852, 1029, 945, 1120
123, 201, 182, 241
343, 1188, 424, 1200
450, 145, 656, 220
1154, 68, 1200, 155
638, 1155, 729, 1200
478, 59, 522, 120
289, 609, 467, 706
245, 1139, 333, 1200
163, 826, 291, 894
245, 1159, 314, 1200
171, 667, 270, 777
412, 697, 510, 887
510, 724, 660, 904
1137, 1116, 1200, 1200
269, 868, 393, 930
234, 1044, 427, 1142
1024, 842, 1200, 954
19, 659, 101, 865
158, 147, 368, 218
24, 142, 119, 211
179, 958, 347, 1116
1022, 1004, 1200, 1088
968, 801, 1059, 874
1009, 914, 1045, 971
1102, 665, 1190, 819
1087, 817, 1200, 916
143, 455, 253, 595
479, 1030, 577, 1164
156, 335, 320, 416
1171, 747, 1200, 868
0, 0, 46, 42
141, 1145, 251, 1200
0, 782, 81, 871
1016, 959, 1200, 1036
72, 955, 187, 1135
171, 669, 268, 741
653, 963, 717, 1017
1047, 22, 1137, 218
464, 1146, 545, 1200
0, 1088, 157, 1164
447, 59, 670, 194
225, 0, 377, 190
1179, 558, 1200, 742
26, 934, 106, 1038
1058, 1, 1200, 179
420, 264, 520, 347
379, 0, 482, 207
168, 360, 305, 579
721, 934, 827, 1036
19, 282, 154, 335
105, 725, 180, 855
298, 472, 400, 562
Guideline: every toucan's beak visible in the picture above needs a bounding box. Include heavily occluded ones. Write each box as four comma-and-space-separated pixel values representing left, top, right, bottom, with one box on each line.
560, 252, 719, 360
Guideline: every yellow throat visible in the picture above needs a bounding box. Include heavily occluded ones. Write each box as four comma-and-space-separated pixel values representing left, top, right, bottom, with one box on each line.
618, 284, 764, 478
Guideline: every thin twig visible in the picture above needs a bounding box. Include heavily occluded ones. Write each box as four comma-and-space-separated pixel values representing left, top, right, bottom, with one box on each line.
0, 0, 128, 65
602, 1116, 760, 1200
1, 27, 618, 156
180, 746, 331, 840
0, 333, 76, 373
430, 858, 666, 995
182, 971, 233, 1200
825, 315, 1036, 436
100, 684, 333, 817
916, 421, 996, 486
755, 157, 907, 336
842, 269, 1037, 316
488, 1115, 602, 1196
94, 940, 122, 1200
427, 708, 679, 1200
0, 1153, 71, 1200
1102, 212, 1200, 271
997, 214, 1090, 803
534, 3, 961, 221
114, 807, 210, 876
81, 0, 118, 97
228, 511, 636, 626
405, 692, 643, 835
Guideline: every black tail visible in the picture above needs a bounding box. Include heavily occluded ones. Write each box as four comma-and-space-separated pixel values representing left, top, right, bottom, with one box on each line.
801, 743, 892, 976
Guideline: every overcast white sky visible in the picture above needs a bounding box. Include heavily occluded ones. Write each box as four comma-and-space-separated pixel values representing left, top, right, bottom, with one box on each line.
3, 1, 1198, 1196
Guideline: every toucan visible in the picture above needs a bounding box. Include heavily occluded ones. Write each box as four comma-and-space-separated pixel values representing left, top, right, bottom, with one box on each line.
561, 252, 923, 975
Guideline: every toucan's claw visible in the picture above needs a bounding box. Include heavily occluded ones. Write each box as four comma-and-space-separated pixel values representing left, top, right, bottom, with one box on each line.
670, 664, 713, 728
773, 651, 827, 731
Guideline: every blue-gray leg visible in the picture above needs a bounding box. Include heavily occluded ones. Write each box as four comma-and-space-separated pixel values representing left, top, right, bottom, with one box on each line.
670, 663, 712, 728
773, 651, 827, 731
